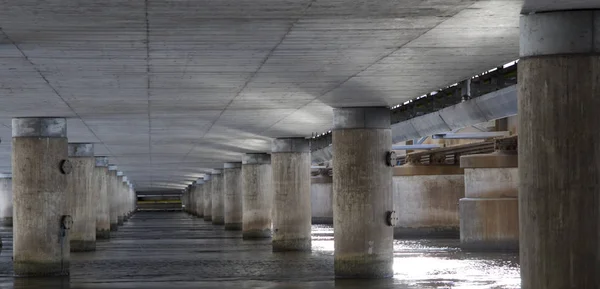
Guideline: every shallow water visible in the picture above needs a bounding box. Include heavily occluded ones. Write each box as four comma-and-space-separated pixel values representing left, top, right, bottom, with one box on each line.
0, 212, 520, 289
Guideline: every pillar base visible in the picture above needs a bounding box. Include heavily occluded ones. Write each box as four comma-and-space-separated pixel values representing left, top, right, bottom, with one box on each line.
1, 217, 12, 227
243, 229, 271, 239
110, 223, 118, 231
459, 198, 518, 252
117, 217, 124, 226
13, 261, 70, 277
96, 230, 111, 240
197, 214, 204, 218
224, 223, 242, 231
70, 240, 96, 252
203, 216, 212, 222
212, 216, 224, 225
273, 238, 311, 252
334, 257, 393, 279
394, 227, 459, 239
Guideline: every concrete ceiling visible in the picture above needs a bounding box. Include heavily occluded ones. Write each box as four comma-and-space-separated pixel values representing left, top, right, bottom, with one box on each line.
0, 0, 582, 191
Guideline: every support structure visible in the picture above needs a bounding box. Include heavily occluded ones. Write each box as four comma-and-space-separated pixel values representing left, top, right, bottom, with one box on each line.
12, 117, 70, 276
271, 138, 312, 251
332, 107, 393, 279
519, 11, 600, 288
116, 172, 124, 226
194, 179, 204, 217
311, 172, 333, 225
211, 169, 224, 225
94, 157, 110, 239
223, 162, 242, 230
0, 173, 12, 227
242, 153, 273, 239
67, 143, 96, 252
203, 174, 212, 221
108, 165, 119, 231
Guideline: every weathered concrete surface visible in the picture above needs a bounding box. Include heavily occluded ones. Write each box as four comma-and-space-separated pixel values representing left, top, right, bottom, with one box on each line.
12, 118, 70, 276
519, 10, 600, 289
211, 170, 224, 225
311, 176, 333, 225
194, 180, 204, 217
332, 107, 393, 279
93, 159, 110, 239
116, 175, 125, 226
0, 175, 12, 227
392, 165, 464, 239
224, 163, 242, 231
203, 175, 212, 221
242, 154, 273, 239
271, 138, 312, 251
67, 144, 96, 252
108, 168, 119, 231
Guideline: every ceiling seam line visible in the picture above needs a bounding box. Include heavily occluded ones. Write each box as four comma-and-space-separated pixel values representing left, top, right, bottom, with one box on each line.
259, 1, 479, 135
176, 0, 317, 172
0, 27, 119, 166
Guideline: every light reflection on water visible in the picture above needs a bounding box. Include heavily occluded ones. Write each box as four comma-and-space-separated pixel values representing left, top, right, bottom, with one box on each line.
311, 225, 520, 289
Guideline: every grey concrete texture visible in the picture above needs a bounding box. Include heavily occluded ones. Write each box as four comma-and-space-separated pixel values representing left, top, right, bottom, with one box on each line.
242, 153, 271, 165
242, 162, 273, 239
203, 180, 212, 221
67, 156, 97, 252
224, 166, 243, 230
12, 136, 70, 276
333, 127, 393, 279
311, 176, 333, 225
193, 183, 204, 217
272, 151, 312, 251
460, 198, 519, 252
11, 118, 66, 138
519, 55, 600, 288
93, 167, 111, 239
0, 1, 527, 190
67, 143, 94, 157
108, 170, 119, 232
333, 107, 391, 130
520, 10, 600, 57
0, 177, 12, 227
211, 174, 225, 225
271, 138, 310, 153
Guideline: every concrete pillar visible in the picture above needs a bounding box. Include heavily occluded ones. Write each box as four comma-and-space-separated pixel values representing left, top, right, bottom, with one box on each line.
271, 138, 311, 251
12, 117, 70, 276
242, 153, 273, 239
0, 174, 12, 227
459, 152, 518, 251
332, 107, 393, 279
203, 174, 212, 221
393, 164, 464, 238
66, 143, 96, 252
311, 173, 333, 225
194, 179, 204, 217
108, 165, 119, 231
223, 162, 242, 230
116, 172, 124, 226
519, 11, 600, 289
94, 157, 110, 240
211, 169, 224, 225
121, 177, 129, 222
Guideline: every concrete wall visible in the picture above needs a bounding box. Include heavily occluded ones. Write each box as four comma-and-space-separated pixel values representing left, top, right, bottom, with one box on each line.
311, 175, 333, 224
393, 166, 464, 238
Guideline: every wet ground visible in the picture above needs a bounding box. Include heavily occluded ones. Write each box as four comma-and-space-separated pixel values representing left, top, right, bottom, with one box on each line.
0, 211, 520, 289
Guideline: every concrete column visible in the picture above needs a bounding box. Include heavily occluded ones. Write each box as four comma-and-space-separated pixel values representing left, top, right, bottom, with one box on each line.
12, 117, 70, 276
223, 162, 242, 230
393, 164, 464, 238
0, 174, 12, 227
94, 157, 110, 240
184, 185, 192, 215
332, 107, 393, 279
108, 165, 119, 231
519, 11, 600, 288
203, 174, 212, 221
311, 173, 333, 225
271, 138, 311, 251
459, 152, 518, 251
242, 153, 273, 239
66, 143, 96, 252
116, 172, 124, 226
121, 177, 129, 222
194, 179, 204, 217
211, 169, 224, 225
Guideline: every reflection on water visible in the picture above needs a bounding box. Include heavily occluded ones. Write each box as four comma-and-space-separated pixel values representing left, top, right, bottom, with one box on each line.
0, 212, 520, 289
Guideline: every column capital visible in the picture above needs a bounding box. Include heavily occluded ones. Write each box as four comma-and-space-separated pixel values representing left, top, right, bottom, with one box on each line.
224, 162, 242, 169
242, 153, 271, 165
12, 117, 67, 138
68, 143, 94, 157
333, 107, 390, 130
272, 138, 310, 153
